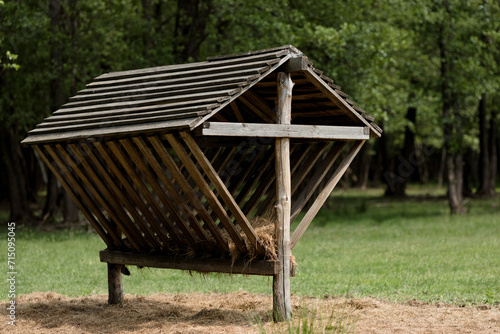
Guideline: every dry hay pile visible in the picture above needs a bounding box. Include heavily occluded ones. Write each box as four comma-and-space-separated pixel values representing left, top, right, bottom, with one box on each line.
2, 291, 499, 333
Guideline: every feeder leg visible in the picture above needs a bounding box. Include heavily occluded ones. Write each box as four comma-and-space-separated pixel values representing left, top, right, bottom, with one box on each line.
273, 72, 293, 322
107, 263, 123, 304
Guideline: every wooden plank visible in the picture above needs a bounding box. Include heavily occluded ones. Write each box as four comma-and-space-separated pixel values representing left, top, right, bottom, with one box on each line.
80, 70, 262, 95
99, 51, 287, 80
164, 133, 247, 254
230, 101, 245, 122
291, 143, 330, 195
22, 118, 196, 146
53, 143, 148, 251
238, 96, 274, 123
56, 89, 234, 115
80, 143, 175, 248
100, 250, 279, 276
67, 143, 163, 250
303, 68, 381, 138
273, 72, 293, 322
242, 90, 276, 121
109, 140, 200, 250
148, 136, 230, 253
201, 122, 370, 140
37, 110, 209, 130
180, 132, 266, 256
132, 137, 214, 250
33, 145, 114, 247
291, 141, 365, 249
290, 142, 347, 223
107, 263, 123, 304
206, 46, 293, 61
88, 60, 280, 88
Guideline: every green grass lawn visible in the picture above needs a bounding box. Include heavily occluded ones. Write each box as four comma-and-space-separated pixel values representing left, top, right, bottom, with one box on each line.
1, 186, 499, 305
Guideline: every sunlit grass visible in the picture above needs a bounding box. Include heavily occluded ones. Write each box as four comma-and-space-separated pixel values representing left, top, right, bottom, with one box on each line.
0, 185, 499, 305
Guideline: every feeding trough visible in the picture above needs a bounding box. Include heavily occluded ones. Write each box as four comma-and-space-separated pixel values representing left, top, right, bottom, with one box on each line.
22, 45, 381, 320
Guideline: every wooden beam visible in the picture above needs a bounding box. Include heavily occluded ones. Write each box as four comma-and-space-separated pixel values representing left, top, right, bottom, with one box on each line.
290, 142, 346, 223
303, 68, 381, 138
100, 250, 279, 276
273, 72, 293, 322
107, 263, 123, 305
282, 56, 310, 73
290, 140, 366, 249
180, 132, 266, 257
201, 122, 370, 140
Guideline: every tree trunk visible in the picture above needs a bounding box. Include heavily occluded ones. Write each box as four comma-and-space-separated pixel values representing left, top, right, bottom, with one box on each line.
487, 108, 497, 196
476, 93, 491, 196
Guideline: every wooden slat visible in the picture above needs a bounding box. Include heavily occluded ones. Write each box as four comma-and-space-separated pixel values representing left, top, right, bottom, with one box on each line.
238, 96, 274, 123
242, 90, 276, 121
88, 60, 279, 88
303, 68, 381, 137
112, 140, 201, 250
148, 136, 230, 253
56, 90, 234, 115
291, 141, 365, 249
290, 142, 347, 223
230, 101, 245, 122
132, 137, 214, 250
53, 143, 148, 251
67, 143, 163, 250
80, 143, 175, 248
100, 250, 279, 276
201, 122, 370, 140
291, 143, 330, 195
164, 133, 247, 254
180, 131, 267, 256
206, 46, 293, 61
34, 145, 114, 247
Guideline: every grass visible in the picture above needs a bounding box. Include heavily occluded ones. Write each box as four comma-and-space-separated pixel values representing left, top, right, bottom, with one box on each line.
0, 185, 499, 305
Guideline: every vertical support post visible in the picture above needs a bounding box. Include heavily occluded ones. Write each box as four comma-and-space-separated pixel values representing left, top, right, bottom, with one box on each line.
273, 72, 294, 321
107, 263, 123, 305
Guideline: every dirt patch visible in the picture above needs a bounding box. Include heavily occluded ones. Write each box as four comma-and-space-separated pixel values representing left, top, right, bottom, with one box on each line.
1, 292, 499, 333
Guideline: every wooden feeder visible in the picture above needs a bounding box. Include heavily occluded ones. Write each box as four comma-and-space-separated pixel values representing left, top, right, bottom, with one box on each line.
22, 45, 381, 320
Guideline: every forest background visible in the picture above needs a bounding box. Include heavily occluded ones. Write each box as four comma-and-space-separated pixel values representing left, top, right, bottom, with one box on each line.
1, 0, 499, 223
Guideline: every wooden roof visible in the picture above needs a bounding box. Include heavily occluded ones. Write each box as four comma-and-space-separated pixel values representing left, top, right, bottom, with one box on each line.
22, 45, 381, 145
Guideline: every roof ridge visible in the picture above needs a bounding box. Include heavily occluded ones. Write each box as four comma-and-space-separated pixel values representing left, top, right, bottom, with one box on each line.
206, 45, 302, 61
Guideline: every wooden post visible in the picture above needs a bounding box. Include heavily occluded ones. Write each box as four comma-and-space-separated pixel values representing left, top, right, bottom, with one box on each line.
107, 263, 123, 304
273, 72, 293, 321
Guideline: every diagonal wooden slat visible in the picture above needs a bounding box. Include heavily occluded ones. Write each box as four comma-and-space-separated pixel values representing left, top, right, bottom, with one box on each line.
164, 133, 247, 254
113, 140, 201, 251
148, 135, 230, 253
291, 140, 366, 249
180, 131, 266, 256
132, 137, 214, 251
34, 145, 114, 247
290, 141, 347, 223
67, 143, 161, 250
53, 143, 148, 251
79, 143, 174, 249
92, 142, 185, 248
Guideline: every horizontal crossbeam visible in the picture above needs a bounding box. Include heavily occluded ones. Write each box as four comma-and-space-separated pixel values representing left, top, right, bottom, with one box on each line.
200, 122, 369, 140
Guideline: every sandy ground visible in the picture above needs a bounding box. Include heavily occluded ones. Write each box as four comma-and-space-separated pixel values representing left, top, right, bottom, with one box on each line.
1, 291, 499, 333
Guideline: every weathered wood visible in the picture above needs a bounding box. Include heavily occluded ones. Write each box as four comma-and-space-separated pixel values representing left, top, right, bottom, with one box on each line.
273, 72, 293, 322
88, 59, 280, 88
148, 136, 230, 253
107, 263, 123, 305
33, 145, 113, 247
100, 250, 279, 276
303, 68, 381, 138
238, 95, 274, 123
132, 137, 214, 251
206, 46, 293, 61
201, 122, 370, 140
282, 56, 310, 73
230, 101, 245, 122
92, 141, 184, 247
242, 90, 276, 121
290, 140, 366, 249
180, 132, 266, 256
43, 144, 126, 248
79, 142, 174, 248
164, 133, 247, 254
66, 143, 160, 250
290, 142, 346, 223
